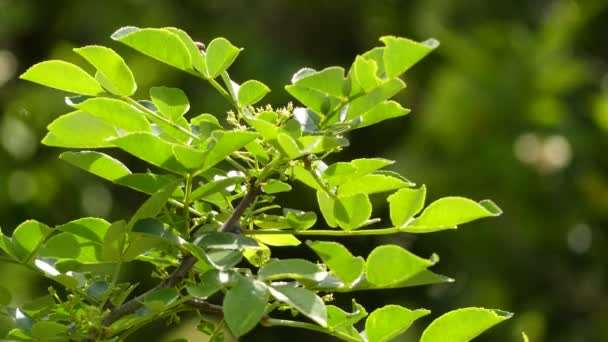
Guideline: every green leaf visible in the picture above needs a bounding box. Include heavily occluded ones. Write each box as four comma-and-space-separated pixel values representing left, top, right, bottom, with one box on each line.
276, 133, 301, 159
522, 332, 530, 342
206, 250, 243, 269
269, 285, 327, 327
112, 27, 192, 71
72, 97, 151, 133
164, 27, 206, 72
380, 36, 438, 79
388, 186, 426, 227
307, 241, 364, 286
196, 232, 259, 250
42, 111, 117, 148
327, 300, 368, 329
349, 269, 453, 291
190, 176, 245, 201
223, 276, 268, 337
334, 193, 373, 231
365, 305, 430, 342
20, 60, 104, 95
293, 67, 346, 98
74, 45, 136, 96
365, 245, 435, 287
285, 84, 342, 116
56, 218, 110, 244
116, 173, 178, 195
253, 234, 301, 247
109, 132, 186, 174
150, 86, 190, 121
420, 308, 512, 342
31, 321, 68, 339
352, 55, 381, 92
345, 78, 405, 121
293, 107, 320, 132
338, 174, 411, 196
11, 220, 53, 262
60, 151, 131, 182
187, 270, 224, 299
350, 158, 394, 175
144, 288, 179, 312
285, 210, 317, 231
258, 259, 327, 282
205, 37, 241, 78
323, 162, 357, 187
129, 180, 180, 228
407, 197, 502, 233
202, 131, 258, 171
262, 180, 292, 194
131, 218, 180, 245
357, 101, 410, 128
40, 232, 103, 263
103, 220, 126, 261
316, 190, 338, 228
238, 80, 270, 106
243, 242, 271, 267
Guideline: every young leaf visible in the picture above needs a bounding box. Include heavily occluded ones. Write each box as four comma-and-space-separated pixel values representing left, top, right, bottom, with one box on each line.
60, 151, 131, 182
323, 162, 358, 187
72, 97, 151, 133
223, 276, 268, 337
316, 190, 338, 228
345, 78, 405, 120
258, 259, 327, 282
262, 180, 292, 194
365, 305, 430, 342
109, 132, 187, 174
144, 288, 179, 312
350, 158, 394, 176
352, 55, 381, 92
387, 185, 426, 227
11, 220, 53, 262
285, 83, 342, 115
333, 193, 372, 231
42, 111, 116, 148
150, 86, 190, 121
20, 60, 104, 95
253, 234, 301, 247
164, 27, 206, 73
338, 173, 411, 196
238, 80, 270, 106
285, 210, 317, 231
292, 66, 346, 98
102, 220, 127, 262
406, 197, 502, 232
380, 36, 438, 79
269, 285, 328, 327
74, 45, 137, 96
307, 241, 364, 286
205, 37, 241, 78
40, 232, 103, 264
31, 321, 68, 339
327, 300, 368, 329
112, 27, 192, 71
420, 308, 512, 342
56, 218, 110, 244
365, 245, 435, 287
356, 101, 410, 129
202, 131, 258, 171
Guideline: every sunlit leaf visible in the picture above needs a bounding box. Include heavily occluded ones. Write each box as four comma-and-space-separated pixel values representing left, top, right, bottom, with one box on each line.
205, 37, 241, 78
72, 97, 151, 133
150, 86, 190, 121
238, 80, 270, 106
334, 193, 372, 231
109, 132, 187, 174
262, 180, 292, 194
365, 245, 436, 287
11, 220, 53, 262
112, 26, 192, 71
420, 308, 512, 342
269, 285, 327, 327
338, 174, 411, 196
307, 241, 364, 286
388, 186, 426, 227
74, 45, 136, 96
60, 151, 131, 182
380, 36, 438, 79
20, 60, 104, 95
42, 111, 117, 148
365, 305, 430, 342
258, 259, 327, 282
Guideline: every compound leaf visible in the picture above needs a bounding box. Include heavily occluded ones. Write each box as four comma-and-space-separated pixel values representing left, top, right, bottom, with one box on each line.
20, 60, 104, 95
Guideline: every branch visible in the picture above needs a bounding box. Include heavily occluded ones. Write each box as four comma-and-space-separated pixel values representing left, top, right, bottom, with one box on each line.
185, 298, 224, 317
101, 179, 260, 330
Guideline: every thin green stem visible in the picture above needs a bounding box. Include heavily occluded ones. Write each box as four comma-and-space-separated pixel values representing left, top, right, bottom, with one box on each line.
168, 199, 204, 217
262, 318, 361, 342
226, 156, 249, 173
99, 262, 122, 311
183, 174, 193, 237
123, 97, 200, 141
244, 227, 405, 236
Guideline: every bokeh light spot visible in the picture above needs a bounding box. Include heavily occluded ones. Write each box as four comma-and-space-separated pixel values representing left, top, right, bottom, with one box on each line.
1, 115, 37, 160
7, 169, 37, 204
567, 224, 592, 254
81, 183, 112, 217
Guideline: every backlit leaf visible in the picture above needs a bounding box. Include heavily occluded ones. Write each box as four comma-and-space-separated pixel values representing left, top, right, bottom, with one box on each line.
42, 111, 116, 148
365, 305, 430, 342
72, 97, 151, 133
420, 308, 512, 342
380, 36, 438, 79
60, 151, 130, 182
109, 132, 187, 174
74, 45, 136, 96
238, 80, 270, 106
365, 245, 435, 287
258, 259, 327, 282
20, 60, 104, 95
150, 86, 190, 121
269, 285, 327, 327
388, 186, 426, 227
205, 37, 241, 78
334, 193, 372, 231
307, 241, 364, 286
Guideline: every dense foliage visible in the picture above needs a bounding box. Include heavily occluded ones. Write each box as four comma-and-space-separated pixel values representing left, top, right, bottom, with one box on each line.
0, 26, 514, 340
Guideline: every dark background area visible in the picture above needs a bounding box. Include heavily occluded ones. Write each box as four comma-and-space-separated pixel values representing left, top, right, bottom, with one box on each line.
1, 0, 607, 341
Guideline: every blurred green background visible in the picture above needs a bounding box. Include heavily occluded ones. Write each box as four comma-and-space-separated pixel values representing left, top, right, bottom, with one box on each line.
1, 0, 607, 341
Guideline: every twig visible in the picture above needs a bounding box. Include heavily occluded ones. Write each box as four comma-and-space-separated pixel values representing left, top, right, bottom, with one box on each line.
101, 180, 261, 330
